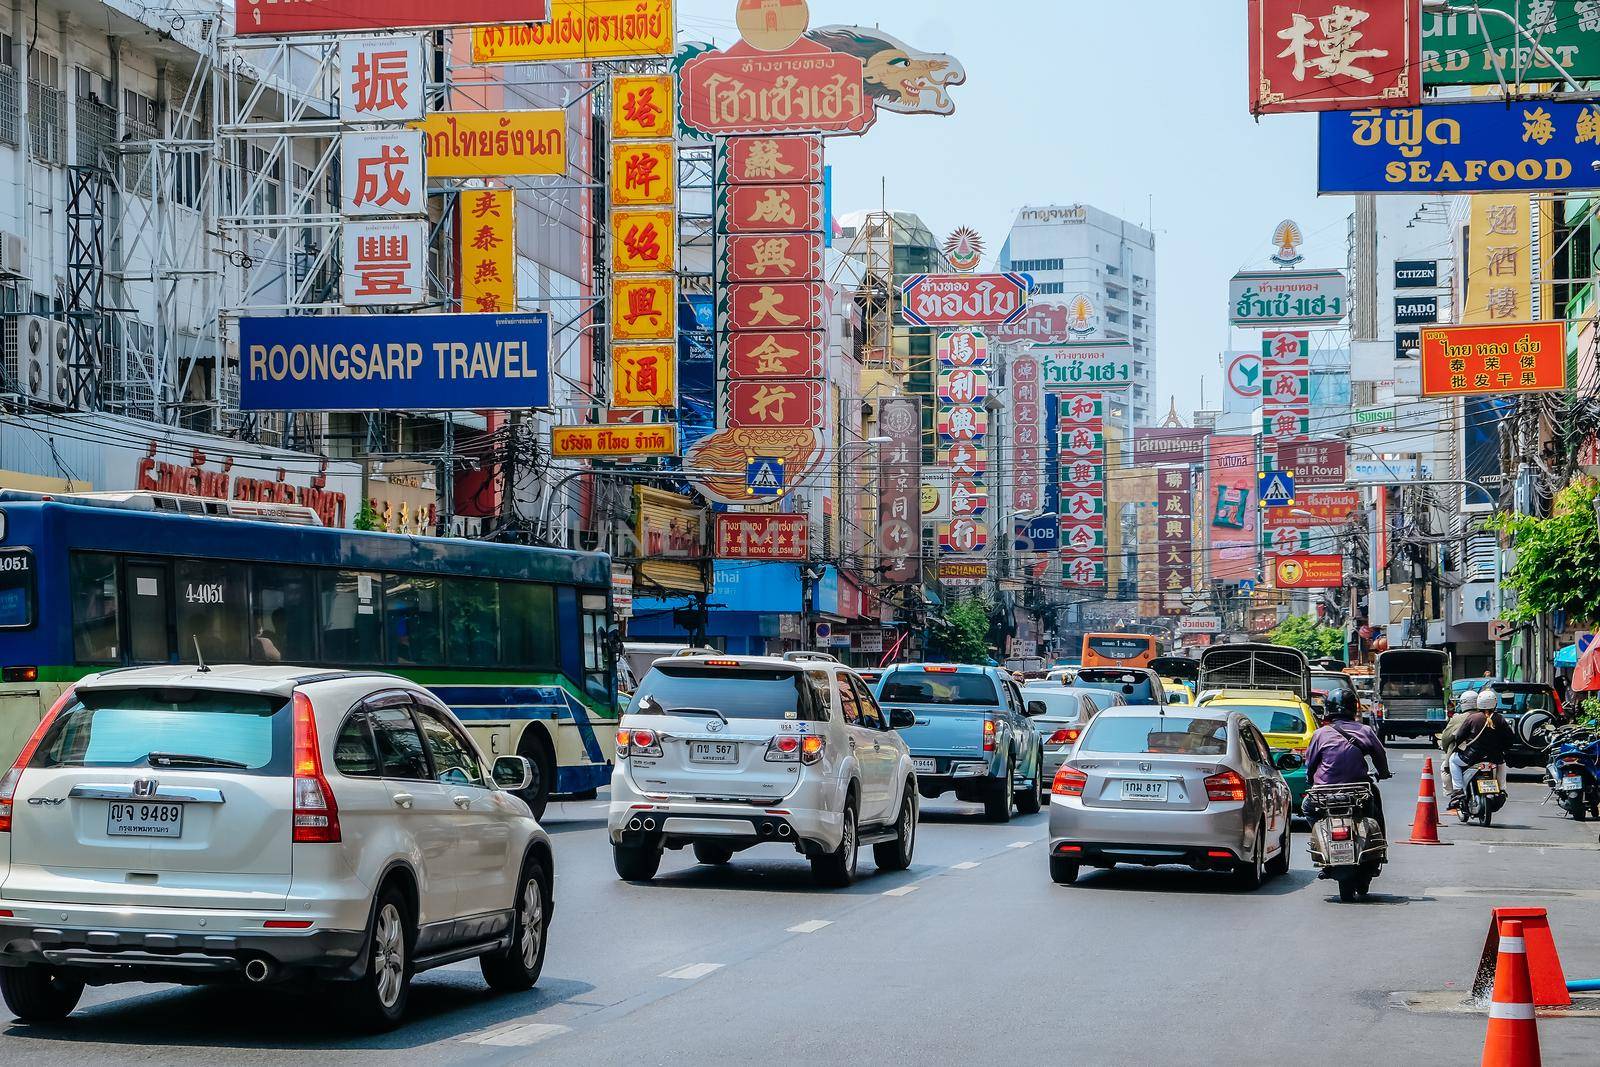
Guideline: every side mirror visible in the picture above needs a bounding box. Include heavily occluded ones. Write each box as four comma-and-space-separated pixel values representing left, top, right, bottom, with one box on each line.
493, 755, 533, 791
889, 707, 916, 730
1025, 701, 1047, 718
1274, 751, 1304, 773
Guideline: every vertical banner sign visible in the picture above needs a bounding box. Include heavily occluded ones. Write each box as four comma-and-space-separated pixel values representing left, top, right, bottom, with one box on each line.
937, 329, 991, 559
1010, 350, 1045, 517
877, 396, 923, 585
1058, 391, 1107, 588
457, 189, 516, 313
1208, 435, 1260, 583
1261, 331, 1311, 580
1156, 467, 1194, 606
340, 37, 426, 123
343, 220, 428, 307
1463, 193, 1533, 325
340, 62, 427, 307
609, 74, 680, 414
1248, 0, 1420, 116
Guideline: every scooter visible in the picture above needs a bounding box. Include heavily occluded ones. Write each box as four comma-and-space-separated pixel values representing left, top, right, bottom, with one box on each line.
1305, 778, 1388, 903
1458, 760, 1508, 827
1542, 727, 1600, 821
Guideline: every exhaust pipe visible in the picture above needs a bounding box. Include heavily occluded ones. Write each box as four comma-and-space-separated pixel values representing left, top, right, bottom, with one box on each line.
628, 817, 643, 831
759, 823, 773, 837
643, 817, 657, 831
777, 824, 792, 838
243, 958, 272, 984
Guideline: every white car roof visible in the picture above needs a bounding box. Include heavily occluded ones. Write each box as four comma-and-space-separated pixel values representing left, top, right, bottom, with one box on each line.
76, 664, 385, 697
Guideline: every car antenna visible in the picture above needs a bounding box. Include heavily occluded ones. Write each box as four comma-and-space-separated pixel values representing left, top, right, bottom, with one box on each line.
192, 637, 211, 673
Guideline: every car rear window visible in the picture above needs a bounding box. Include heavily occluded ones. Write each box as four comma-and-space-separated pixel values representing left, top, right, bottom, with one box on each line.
30, 687, 290, 775
1080, 714, 1229, 756
629, 665, 818, 721
1073, 670, 1158, 705
1496, 687, 1558, 715
1230, 706, 1310, 736
879, 671, 999, 705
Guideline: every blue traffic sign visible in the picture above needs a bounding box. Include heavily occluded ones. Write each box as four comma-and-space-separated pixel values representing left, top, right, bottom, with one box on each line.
1239, 579, 1257, 598
746, 457, 786, 497
1258, 470, 1296, 508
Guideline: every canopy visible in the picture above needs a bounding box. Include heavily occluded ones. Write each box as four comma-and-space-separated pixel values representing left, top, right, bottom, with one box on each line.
1573, 640, 1600, 692
1556, 644, 1579, 669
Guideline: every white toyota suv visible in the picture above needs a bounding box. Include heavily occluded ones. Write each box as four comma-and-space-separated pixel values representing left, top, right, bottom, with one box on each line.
0, 665, 553, 1030
609, 652, 919, 886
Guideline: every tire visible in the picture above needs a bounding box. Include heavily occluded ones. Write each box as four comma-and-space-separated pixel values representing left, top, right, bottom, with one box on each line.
1562, 797, 1588, 821
1337, 876, 1360, 903
811, 802, 859, 888
1015, 749, 1043, 815
1356, 876, 1373, 900
1478, 803, 1493, 828
515, 730, 556, 820
873, 787, 917, 872
1265, 819, 1291, 878
341, 885, 413, 1032
0, 965, 84, 1023
1049, 856, 1080, 885
1232, 823, 1266, 890
692, 842, 734, 866
983, 761, 1014, 823
613, 842, 662, 882
480, 856, 550, 992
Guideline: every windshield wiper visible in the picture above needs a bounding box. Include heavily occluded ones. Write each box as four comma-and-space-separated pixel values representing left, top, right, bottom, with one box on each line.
668, 706, 731, 725
146, 751, 249, 769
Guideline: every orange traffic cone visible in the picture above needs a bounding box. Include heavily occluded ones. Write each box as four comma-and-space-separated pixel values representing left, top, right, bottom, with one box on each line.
1481, 919, 1542, 1067
1408, 757, 1450, 845
1427, 756, 1444, 827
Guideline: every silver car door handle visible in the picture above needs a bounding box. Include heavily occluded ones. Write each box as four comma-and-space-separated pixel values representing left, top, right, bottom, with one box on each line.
873, 741, 881, 751
393, 793, 415, 809
452, 795, 472, 809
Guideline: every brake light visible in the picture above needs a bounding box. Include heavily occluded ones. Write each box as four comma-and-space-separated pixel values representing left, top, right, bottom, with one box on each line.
617, 728, 661, 759
983, 718, 998, 752
1330, 826, 1351, 841
1204, 770, 1247, 802
1206, 850, 1234, 859
765, 734, 803, 762
0, 686, 74, 833
705, 659, 739, 667
1052, 767, 1087, 797
1046, 728, 1081, 746
800, 735, 825, 765
291, 691, 340, 844
262, 920, 313, 929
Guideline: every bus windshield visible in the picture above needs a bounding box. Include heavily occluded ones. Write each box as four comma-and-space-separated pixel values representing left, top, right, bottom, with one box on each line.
1082, 633, 1156, 669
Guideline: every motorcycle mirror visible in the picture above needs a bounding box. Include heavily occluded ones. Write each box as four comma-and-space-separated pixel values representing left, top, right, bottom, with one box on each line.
1275, 751, 1304, 772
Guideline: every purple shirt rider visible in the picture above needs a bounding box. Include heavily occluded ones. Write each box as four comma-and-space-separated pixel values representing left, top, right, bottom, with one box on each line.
1304, 719, 1390, 786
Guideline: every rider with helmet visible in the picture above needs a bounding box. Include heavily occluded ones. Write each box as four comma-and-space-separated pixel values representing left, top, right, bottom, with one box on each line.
1304, 689, 1392, 830
1445, 687, 1515, 811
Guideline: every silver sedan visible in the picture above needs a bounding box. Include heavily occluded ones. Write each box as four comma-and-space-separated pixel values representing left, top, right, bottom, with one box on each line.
1046, 707, 1294, 889
1023, 686, 1116, 801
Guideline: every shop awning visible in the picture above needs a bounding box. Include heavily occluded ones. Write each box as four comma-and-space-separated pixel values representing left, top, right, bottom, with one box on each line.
1556, 644, 1579, 669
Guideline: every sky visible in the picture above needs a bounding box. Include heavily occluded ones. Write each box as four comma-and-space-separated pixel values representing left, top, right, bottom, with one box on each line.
675, 0, 1355, 417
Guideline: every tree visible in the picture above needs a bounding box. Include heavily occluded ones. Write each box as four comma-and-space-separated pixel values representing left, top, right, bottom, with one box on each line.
929, 596, 994, 663
1494, 478, 1600, 627
1268, 613, 1345, 660
354, 500, 383, 532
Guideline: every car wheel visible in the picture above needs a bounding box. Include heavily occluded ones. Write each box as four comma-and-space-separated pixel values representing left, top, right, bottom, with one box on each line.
983, 760, 1015, 823
613, 842, 662, 882
1232, 823, 1266, 890
1049, 856, 1080, 885
692, 842, 734, 866
1265, 819, 1291, 878
342, 886, 412, 1031
481, 857, 550, 992
873, 786, 917, 872
515, 730, 556, 820
0, 965, 84, 1023
811, 801, 858, 887
1015, 749, 1043, 815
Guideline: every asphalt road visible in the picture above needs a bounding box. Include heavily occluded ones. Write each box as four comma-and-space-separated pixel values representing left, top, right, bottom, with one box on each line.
5, 745, 1600, 1064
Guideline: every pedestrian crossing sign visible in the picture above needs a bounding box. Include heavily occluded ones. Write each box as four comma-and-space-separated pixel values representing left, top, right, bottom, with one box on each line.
1258, 470, 1296, 508
746, 457, 786, 497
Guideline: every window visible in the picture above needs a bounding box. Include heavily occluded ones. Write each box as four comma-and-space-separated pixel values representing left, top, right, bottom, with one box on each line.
0, 35, 17, 147
69, 552, 118, 661
251, 566, 316, 664
835, 674, 861, 725
879, 670, 998, 706
320, 570, 383, 664
851, 676, 883, 729
629, 665, 817, 721
31, 688, 289, 776
501, 582, 556, 667
580, 592, 610, 702
1240, 725, 1271, 766
26, 48, 63, 165
0, 547, 34, 630
446, 577, 499, 667
371, 705, 430, 779
1035, 282, 1065, 295
333, 712, 380, 777
175, 559, 248, 663
384, 574, 443, 666
415, 707, 485, 787
1080, 714, 1228, 756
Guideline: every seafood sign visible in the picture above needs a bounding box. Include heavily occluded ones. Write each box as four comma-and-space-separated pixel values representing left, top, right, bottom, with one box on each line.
1318, 102, 1600, 194
899, 273, 1033, 327
1228, 270, 1348, 327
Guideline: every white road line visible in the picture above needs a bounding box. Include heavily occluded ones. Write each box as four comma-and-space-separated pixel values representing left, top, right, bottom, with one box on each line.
787, 919, 833, 934
661, 962, 724, 981
951, 861, 980, 870
462, 1022, 571, 1047
883, 885, 919, 897
1007, 840, 1033, 849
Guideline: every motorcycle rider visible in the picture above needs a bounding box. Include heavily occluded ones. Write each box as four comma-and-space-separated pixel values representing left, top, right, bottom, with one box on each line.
1304, 689, 1392, 831
1447, 687, 1515, 811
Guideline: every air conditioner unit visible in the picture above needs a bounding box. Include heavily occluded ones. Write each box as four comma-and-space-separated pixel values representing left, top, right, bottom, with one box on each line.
47, 320, 72, 407
0, 232, 24, 279
1, 315, 56, 402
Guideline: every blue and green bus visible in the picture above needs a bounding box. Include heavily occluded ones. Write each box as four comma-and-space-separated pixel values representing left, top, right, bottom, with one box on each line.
0, 493, 617, 815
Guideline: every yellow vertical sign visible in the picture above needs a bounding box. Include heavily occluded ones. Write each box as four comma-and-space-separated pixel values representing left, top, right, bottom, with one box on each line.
608, 73, 677, 410
458, 189, 516, 314
1463, 194, 1533, 325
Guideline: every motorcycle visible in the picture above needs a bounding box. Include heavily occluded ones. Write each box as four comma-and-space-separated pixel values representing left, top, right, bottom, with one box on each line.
1542, 727, 1600, 822
1458, 760, 1508, 827
1305, 778, 1387, 903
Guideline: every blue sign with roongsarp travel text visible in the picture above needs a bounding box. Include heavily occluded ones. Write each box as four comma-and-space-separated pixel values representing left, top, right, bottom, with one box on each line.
1318, 101, 1600, 195
239, 312, 551, 411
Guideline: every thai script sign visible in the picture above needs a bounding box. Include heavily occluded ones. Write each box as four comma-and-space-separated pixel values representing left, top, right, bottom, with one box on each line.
1419, 322, 1567, 396
1318, 102, 1600, 193
340, 36, 426, 123
1133, 429, 1208, 465
1229, 269, 1348, 326
1274, 490, 1361, 527
900, 273, 1033, 327
1249, 0, 1420, 115
715, 514, 809, 561
1424, 1, 1600, 86
1039, 342, 1135, 387
236, 0, 549, 36
878, 397, 923, 584
239, 313, 550, 412
457, 190, 516, 314
472, 0, 673, 63
680, 40, 872, 136
1273, 554, 1344, 589
413, 111, 566, 178
136, 444, 349, 528
553, 423, 679, 459
995, 301, 1080, 346
1277, 439, 1347, 486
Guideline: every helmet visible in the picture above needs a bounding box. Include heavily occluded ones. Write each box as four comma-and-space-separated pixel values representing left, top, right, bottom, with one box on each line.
1476, 688, 1500, 711
1324, 689, 1357, 721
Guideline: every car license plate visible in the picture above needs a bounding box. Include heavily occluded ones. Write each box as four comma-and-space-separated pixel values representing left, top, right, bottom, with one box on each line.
911, 757, 937, 774
107, 802, 182, 838
688, 741, 738, 764
1563, 774, 1585, 791
1120, 779, 1167, 802
1329, 840, 1357, 864
1476, 778, 1501, 795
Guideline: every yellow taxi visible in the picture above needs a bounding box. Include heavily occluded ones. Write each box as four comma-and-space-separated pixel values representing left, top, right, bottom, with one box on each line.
1162, 683, 1194, 706
1195, 689, 1317, 808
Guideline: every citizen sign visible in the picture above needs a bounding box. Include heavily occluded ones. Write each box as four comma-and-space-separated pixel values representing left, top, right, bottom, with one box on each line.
1394, 260, 1439, 289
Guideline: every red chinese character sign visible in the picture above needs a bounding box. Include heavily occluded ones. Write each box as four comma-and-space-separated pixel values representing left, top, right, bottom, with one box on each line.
1058, 392, 1107, 588
342, 130, 425, 217
343, 219, 428, 306
1010, 352, 1045, 516
1248, 0, 1420, 116
937, 329, 990, 546
1260, 330, 1310, 576
1156, 466, 1194, 606
340, 37, 425, 123
715, 514, 809, 561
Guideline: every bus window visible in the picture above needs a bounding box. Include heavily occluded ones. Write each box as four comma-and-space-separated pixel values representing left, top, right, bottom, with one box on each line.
69, 552, 119, 662
250, 565, 316, 664
501, 583, 556, 668
446, 577, 499, 667
0, 548, 34, 630
384, 573, 443, 667
125, 561, 173, 663
320, 570, 384, 664
581, 593, 610, 702
176, 559, 248, 664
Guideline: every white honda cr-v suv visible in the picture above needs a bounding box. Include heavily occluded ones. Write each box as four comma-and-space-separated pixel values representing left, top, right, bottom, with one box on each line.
0, 665, 553, 1030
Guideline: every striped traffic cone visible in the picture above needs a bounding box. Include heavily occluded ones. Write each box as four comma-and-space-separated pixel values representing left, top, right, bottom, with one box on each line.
1427, 756, 1444, 827
1481, 919, 1541, 1067
1408, 757, 1449, 845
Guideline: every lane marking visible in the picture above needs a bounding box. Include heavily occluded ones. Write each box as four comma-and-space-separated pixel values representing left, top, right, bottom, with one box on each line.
1007, 840, 1033, 849
883, 885, 919, 897
787, 919, 833, 934
661, 962, 724, 981
951, 861, 980, 870
462, 1022, 571, 1047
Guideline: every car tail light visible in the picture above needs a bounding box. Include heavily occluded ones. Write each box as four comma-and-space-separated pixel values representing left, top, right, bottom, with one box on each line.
1206, 850, 1234, 859
1204, 770, 1247, 802
705, 659, 739, 668
262, 920, 313, 929
983, 718, 997, 752
1052, 767, 1087, 797
291, 692, 340, 844
1056, 844, 1082, 854
0, 686, 74, 833
1562, 756, 1583, 765
800, 735, 825, 765
1046, 727, 1081, 746
618, 728, 661, 759
766, 735, 802, 762
1330, 826, 1351, 842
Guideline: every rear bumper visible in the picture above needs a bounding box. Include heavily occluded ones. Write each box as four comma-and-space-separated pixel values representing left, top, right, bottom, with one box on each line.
1382, 718, 1444, 738
0, 920, 366, 984
1048, 797, 1249, 863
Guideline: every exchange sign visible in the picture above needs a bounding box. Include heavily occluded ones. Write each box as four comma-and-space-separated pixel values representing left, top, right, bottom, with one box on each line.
1419, 321, 1567, 397
899, 273, 1033, 327
1248, 0, 1420, 115
1318, 102, 1600, 194
237, 0, 549, 35
1229, 270, 1349, 327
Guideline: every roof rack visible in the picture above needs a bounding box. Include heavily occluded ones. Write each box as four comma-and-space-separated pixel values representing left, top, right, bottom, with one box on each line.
782, 651, 839, 664
672, 647, 724, 657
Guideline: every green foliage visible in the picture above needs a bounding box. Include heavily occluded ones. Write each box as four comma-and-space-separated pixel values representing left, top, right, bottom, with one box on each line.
930, 596, 995, 664
1576, 696, 1600, 732
354, 500, 383, 532
1268, 614, 1346, 660
1494, 478, 1600, 627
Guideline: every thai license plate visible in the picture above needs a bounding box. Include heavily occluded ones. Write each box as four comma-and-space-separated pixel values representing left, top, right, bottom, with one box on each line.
1329, 840, 1357, 864
1562, 775, 1585, 791
1120, 779, 1167, 802
688, 742, 738, 764
911, 757, 937, 774
107, 802, 183, 838
1475, 778, 1501, 795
